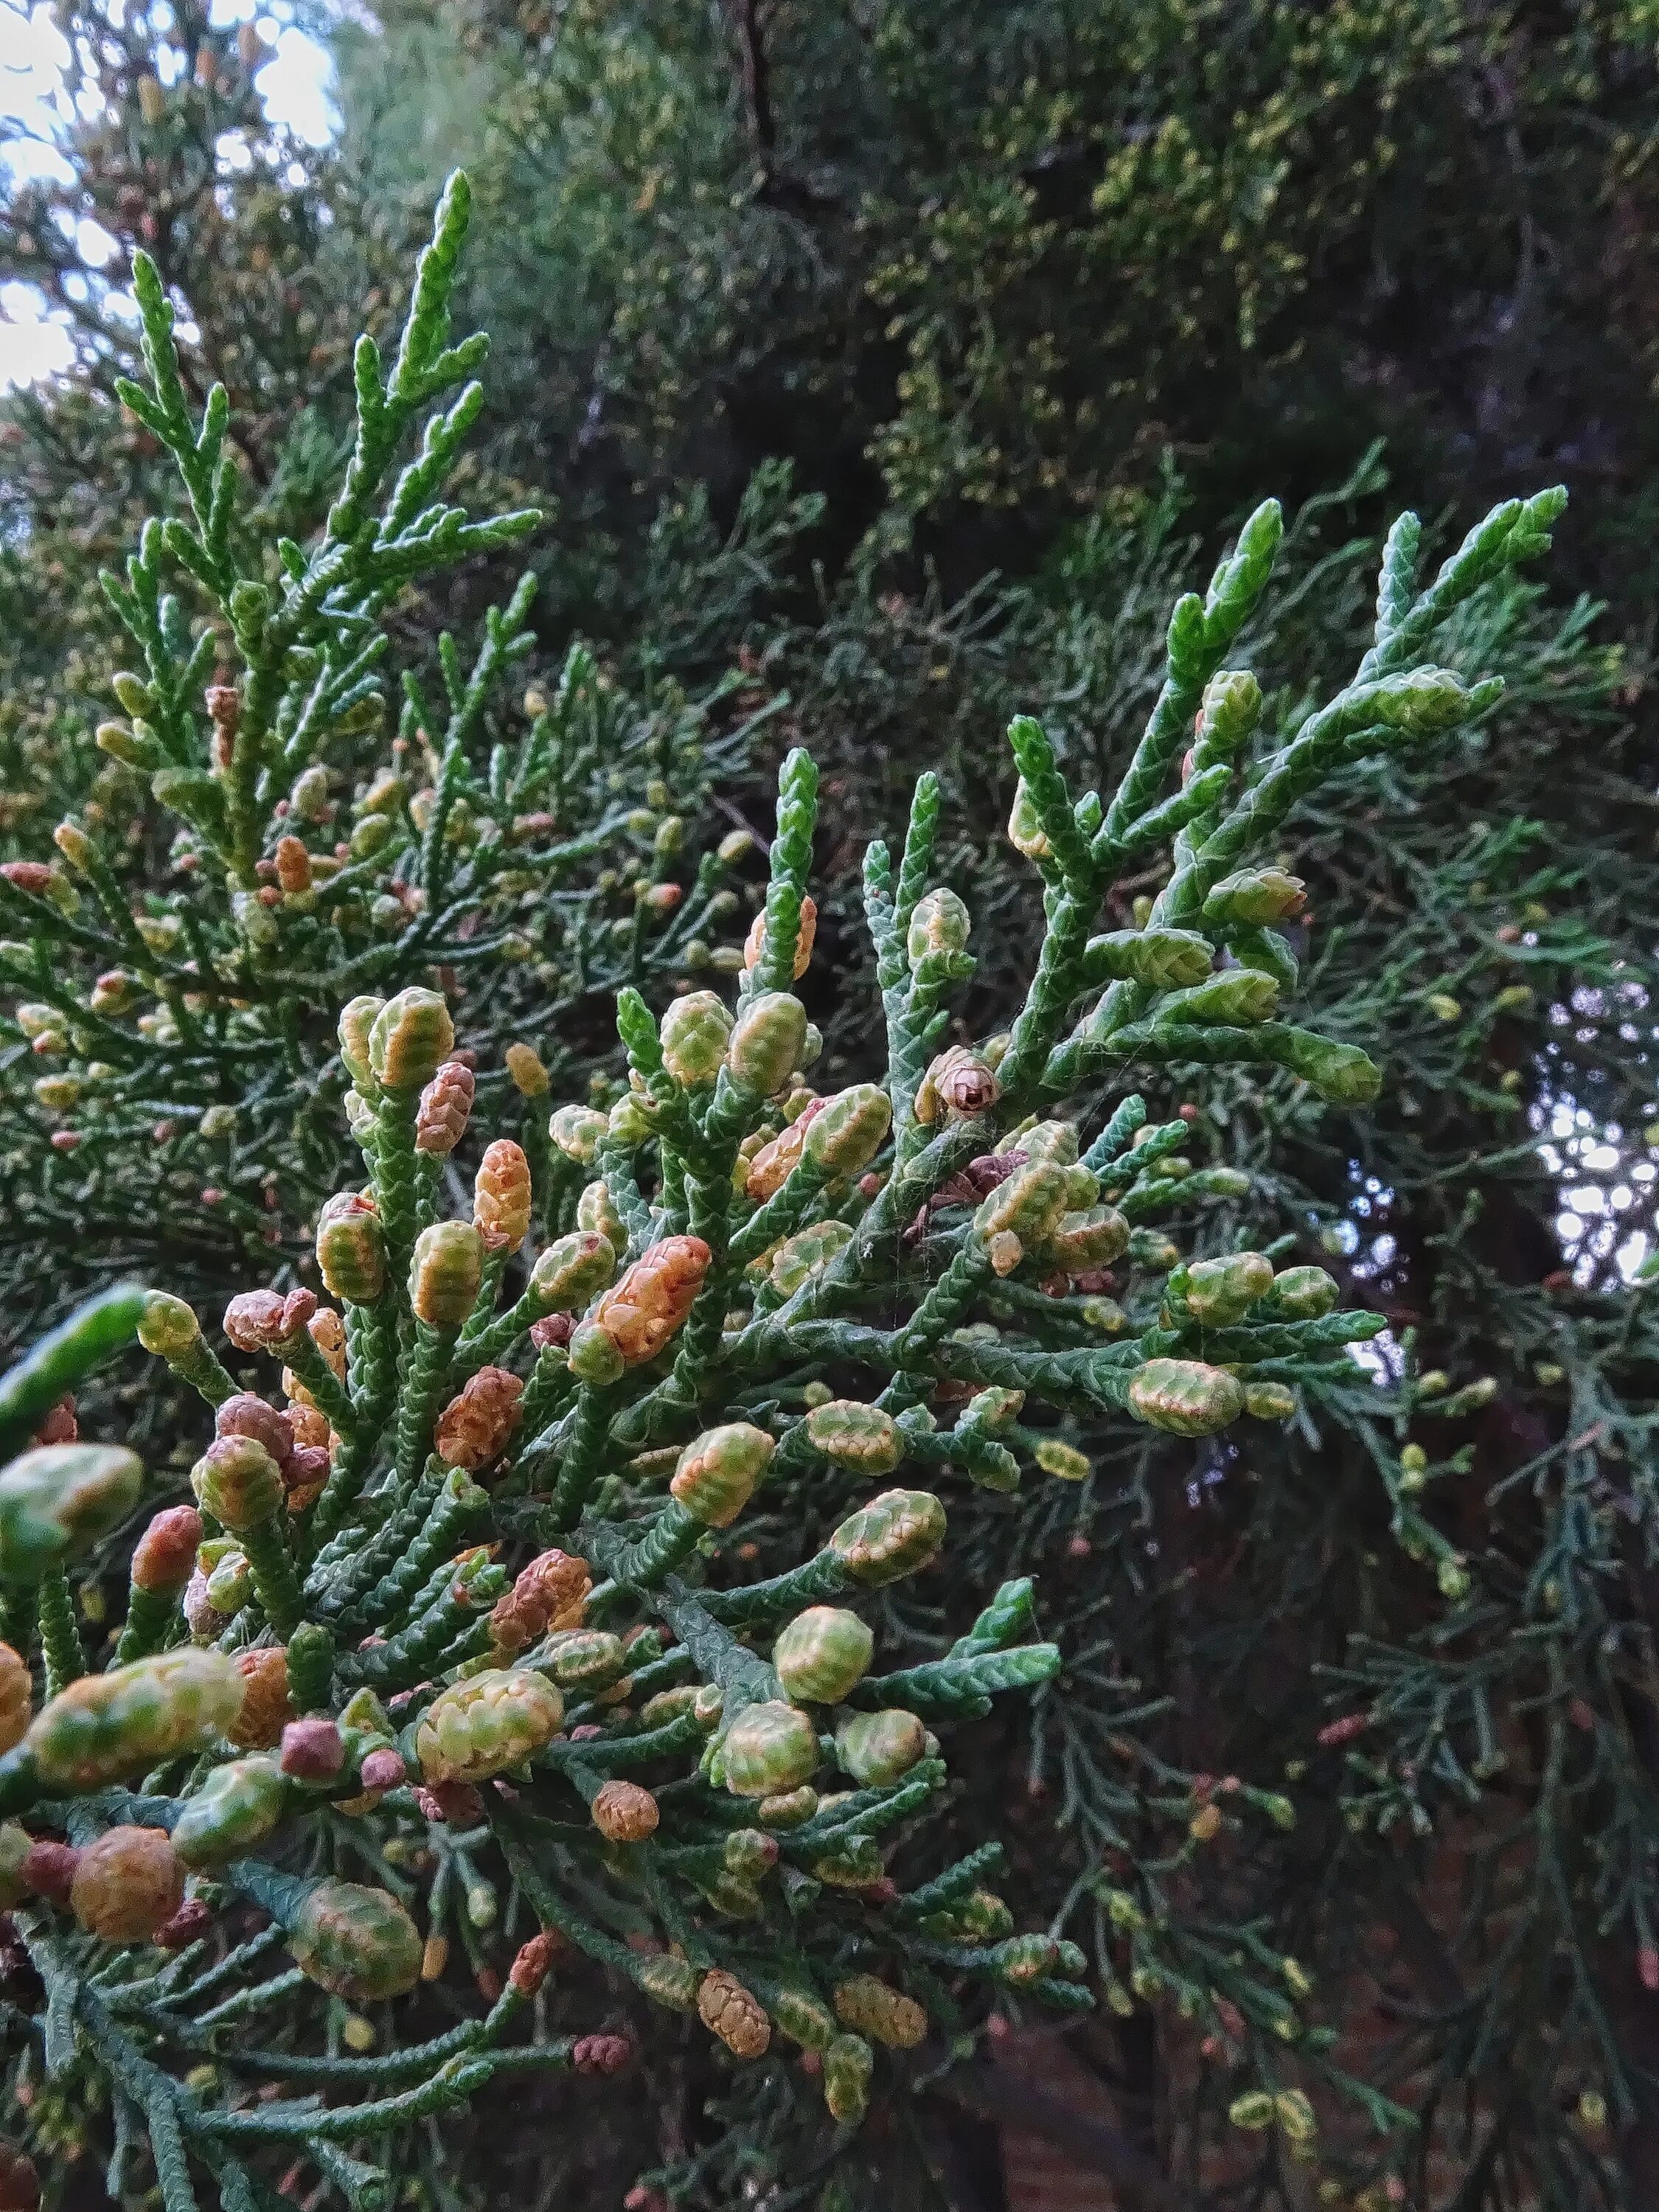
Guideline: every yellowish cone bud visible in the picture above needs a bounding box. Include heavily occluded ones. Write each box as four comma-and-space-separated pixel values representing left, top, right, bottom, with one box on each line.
804, 1399, 903, 1476
409, 1221, 485, 1330
414, 1667, 564, 1784
697, 1969, 771, 2057
1127, 1358, 1245, 1436
830, 1489, 946, 1585
504, 1042, 549, 1096
289, 1879, 422, 2002
660, 990, 734, 1086
368, 987, 453, 1091
669, 1422, 775, 1527
474, 1139, 532, 1253
722, 1700, 820, 1796
727, 991, 807, 1096
773, 1607, 873, 1705
833, 1973, 928, 2049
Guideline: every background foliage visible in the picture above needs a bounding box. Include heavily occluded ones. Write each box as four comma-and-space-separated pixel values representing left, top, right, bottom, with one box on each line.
3, 2, 1659, 2208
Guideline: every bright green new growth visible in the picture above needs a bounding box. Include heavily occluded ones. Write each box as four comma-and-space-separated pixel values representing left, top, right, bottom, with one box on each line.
0, 179, 1568, 2212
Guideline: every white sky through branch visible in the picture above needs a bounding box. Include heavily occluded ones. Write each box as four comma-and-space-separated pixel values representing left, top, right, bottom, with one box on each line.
0, 1, 340, 390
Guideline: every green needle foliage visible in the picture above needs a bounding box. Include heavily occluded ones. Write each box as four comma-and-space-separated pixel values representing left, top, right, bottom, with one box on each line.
0, 473, 1554, 2208
0, 176, 755, 1341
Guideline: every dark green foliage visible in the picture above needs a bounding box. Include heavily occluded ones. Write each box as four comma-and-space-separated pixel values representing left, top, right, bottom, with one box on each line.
335, 0, 1659, 608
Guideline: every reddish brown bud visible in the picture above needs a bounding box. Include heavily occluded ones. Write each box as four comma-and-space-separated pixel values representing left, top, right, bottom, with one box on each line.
591, 1780, 659, 1843
224, 1287, 316, 1354
490, 1548, 591, 1655
71, 1826, 185, 1941
287, 1404, 330, 1450
153, 1897, 212, 1951
742, 1098, 828, 1202
32, 1397, 76, 1447
1, 862, 54, 897
590, 1236, 711, 1366
284, 1443, 330, 1495
359, 1747, 408, 1793
1317, 1712, 1371, 1748
434, 1366, 524, 1472
415, 1060, 476, 1157
572, 2033, 633, 2076
215, 1393, 294, 1470
414, 1781, 485, 1826
530, 1312, 574, 1352
273, 835, 313, 894
280, 1717, 345, 1781
205, 685, 240, 745
131, 1506, 204, 1594
475, 1139, 532, 1254
22, 1840, 79, 1904
509, 1928, 566, 1994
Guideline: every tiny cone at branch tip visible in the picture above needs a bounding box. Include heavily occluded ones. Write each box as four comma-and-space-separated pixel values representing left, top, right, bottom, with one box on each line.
436, 1367, 524, 1470
369, 987, 455, 1092
773, 1608, 874, 1705
669, 1422, 774, 1526
410, 1221, 485, 1329
722, 1701, 821, 1797
804, 1399, 904, 1476
69, 1826, 185, 1942
727, 992, 807, 1096
190, 1435, 284, 1532
289, 1880, 423, 2002
698, 1969, 772, 2057
416, 1059, 476, 1155
660, 991, 733, 1086
0, 1444, 143, 1579
414, 1668, 565, 1784
490, 1549, 592, 1653
591, 1778, 660, 1841
316, 1194, 386, 1304
590, 1236, 711, 1364
228, 1645, 293, 1748
27, 1649, 245, 1790
475, 1139, 532, 1252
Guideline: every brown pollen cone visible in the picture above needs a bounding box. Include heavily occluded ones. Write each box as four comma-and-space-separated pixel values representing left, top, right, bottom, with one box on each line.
435, 1366, 524, 1471
229, 1646, 293, 1749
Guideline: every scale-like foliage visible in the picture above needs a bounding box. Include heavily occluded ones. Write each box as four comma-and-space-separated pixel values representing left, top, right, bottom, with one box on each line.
0, 450, 1564, 2206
